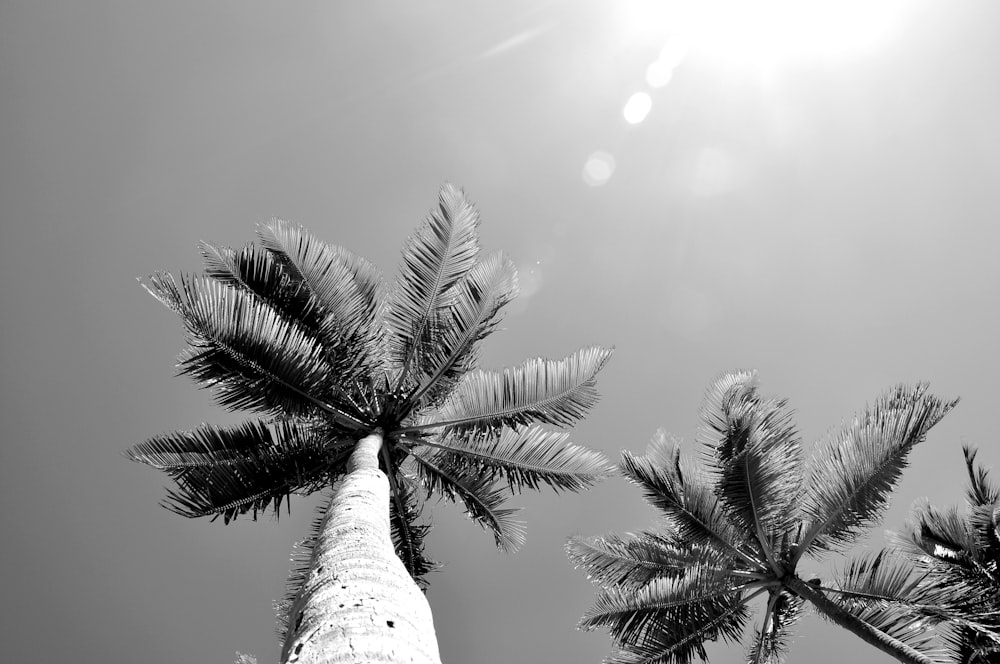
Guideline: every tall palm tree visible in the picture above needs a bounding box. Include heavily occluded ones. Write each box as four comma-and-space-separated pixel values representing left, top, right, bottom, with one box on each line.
883, 445, 1000, 663
126, 183, 614, 664
567, 371, 957, 664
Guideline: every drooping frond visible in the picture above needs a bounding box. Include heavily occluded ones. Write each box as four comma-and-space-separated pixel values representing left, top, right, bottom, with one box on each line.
697, 372, 802, 565
567, 532, 730, 591
581, 571, 756, 664
964, 445, 1000, 508
412, 449, 526, 552
419, 425, 613, 493
275, 492, 331, 642
414, 346, 614, 435
257, 218, 383, 349
796, 384, 958, 559
746, 590, 805, 664
388, 471, 436, 589
619, 441, 761, 568
130, 420, 353, 523
385, 183, 481, 388
408, 250, 518, 408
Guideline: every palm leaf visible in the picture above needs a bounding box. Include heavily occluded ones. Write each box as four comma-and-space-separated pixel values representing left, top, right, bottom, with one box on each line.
581, 572, 757, 664
257, 218, 383, 350
411, 449, 526, 552
408, 250, 518, 408
125, 419, 280, 470
746, 590, 805, 664
385, 183, 481, 388
411, 345, 614, 434
416, 425, 613, 493
830, 550, 981, 622
387, 472, 436, 589
964, 445, 1000, 508
619, 440, 761, 568
567, 532, 730, 590
200, 241, 321, 330
795, 384, 958, 560
698, 372, 802, 565
132, 421, 353, 523
145, 272, 365, 426
817, 594, 945, 664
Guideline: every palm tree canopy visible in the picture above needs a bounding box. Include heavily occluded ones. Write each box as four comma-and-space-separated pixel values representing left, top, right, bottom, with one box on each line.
884, 445, 1000, 663
126, 183, 614, 594
568, 372, 957, 664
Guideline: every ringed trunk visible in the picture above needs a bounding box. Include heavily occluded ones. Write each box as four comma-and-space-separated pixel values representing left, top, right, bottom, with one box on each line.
280, 433, 442, 664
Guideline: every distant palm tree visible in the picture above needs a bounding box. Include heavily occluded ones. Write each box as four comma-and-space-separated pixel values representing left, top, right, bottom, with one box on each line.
567, 372, 956, 664
884, 445, 1000, 663
126, 184, 614, 664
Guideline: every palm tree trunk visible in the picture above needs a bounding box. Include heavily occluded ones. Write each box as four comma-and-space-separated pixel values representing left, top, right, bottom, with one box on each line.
784, 576, 934, 664
280, 433, 442, 664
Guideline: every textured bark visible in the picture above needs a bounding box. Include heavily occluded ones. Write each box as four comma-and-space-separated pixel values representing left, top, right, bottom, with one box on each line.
281, 433, 442, 664
785, 576, 935, 664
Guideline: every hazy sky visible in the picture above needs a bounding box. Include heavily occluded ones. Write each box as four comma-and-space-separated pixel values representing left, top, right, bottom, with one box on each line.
2, 2, 999, 663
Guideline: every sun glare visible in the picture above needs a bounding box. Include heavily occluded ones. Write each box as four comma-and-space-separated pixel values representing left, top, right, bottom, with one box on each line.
618, 0, 905, 69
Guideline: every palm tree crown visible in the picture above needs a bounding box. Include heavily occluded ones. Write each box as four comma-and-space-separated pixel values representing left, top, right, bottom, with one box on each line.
126, 183, 614, 604
568, 371, 956, 664
885, 445, 1000, 663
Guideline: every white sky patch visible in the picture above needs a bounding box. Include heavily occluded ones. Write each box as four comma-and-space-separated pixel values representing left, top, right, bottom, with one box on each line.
582, 151, 616, 186
691, 147, 741, 196
623, 92, 653, 124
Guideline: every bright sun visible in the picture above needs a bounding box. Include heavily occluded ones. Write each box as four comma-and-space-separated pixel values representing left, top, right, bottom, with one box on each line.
619, 0, 906, 71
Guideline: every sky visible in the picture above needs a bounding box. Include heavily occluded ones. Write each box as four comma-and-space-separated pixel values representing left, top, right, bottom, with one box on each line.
1, 1, 999, 663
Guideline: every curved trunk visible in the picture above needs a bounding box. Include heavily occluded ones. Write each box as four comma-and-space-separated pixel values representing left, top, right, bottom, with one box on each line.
280, 433, 442, 664
784, 576, 934, 664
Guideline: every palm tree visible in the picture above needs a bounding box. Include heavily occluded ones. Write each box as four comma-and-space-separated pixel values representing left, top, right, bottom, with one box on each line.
567, 371, 957, 664
883, 445, 1000, 662
125, 183, 614, 664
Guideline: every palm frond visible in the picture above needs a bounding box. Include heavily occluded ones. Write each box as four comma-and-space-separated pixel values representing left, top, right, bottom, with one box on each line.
388, 472, 436, 590
796, 384, 958, 559
567, 532, 732, 591
411, 345, 614, 434
199, 241, 332, 337
831, 550, 978, 621
125, 419, 279, 470
412, 449, 526, 552
130, 421, 353, 523
964, 445, 1000, 508
417, 425, 613, 493
582, 572, 757, 664
144, 272, 366, 426
385, 183, 481, 388
698, 372, 802, 565
257, 218, 383, 347
408, 250, 518, 408
746, 590, 805, 664
619, 440, 762, 568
